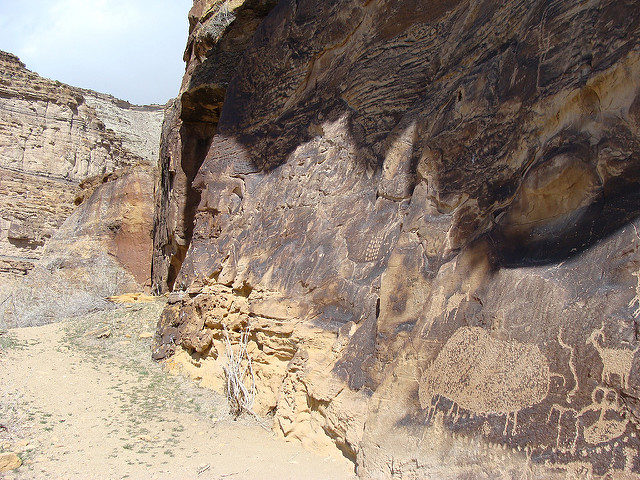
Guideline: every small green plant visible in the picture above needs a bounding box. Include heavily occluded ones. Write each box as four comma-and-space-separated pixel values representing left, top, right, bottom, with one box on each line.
0, 331, 24, 352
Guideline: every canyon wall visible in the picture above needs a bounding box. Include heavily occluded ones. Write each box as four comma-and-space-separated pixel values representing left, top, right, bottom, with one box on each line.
151, 0, 278, 292
0, 51, 163, 277
154, 0, 640, 478
0, 52, 164, 327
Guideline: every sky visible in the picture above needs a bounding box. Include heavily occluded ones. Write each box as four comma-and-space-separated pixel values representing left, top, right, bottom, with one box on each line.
0, 0, 192, 105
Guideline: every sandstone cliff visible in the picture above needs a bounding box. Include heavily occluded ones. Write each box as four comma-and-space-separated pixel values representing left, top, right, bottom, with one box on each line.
0, 52, 163, 327
154, 1, 640, 478
152, 0, 278, 292
0, 51, 163, 277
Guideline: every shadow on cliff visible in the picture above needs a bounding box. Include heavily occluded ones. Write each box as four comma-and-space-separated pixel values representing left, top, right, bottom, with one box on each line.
212, 0, 640, 273
488, 185, 640, 269
176, 0, 640, 394
158, 0, 282, 292
211, 0, 453, 178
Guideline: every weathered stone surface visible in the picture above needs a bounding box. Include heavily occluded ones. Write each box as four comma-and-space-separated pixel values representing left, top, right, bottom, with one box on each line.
0, 51, 163, 277
0, 51, 163, 328
1, 166, 155, 328
155, 283, 368, 460
156, 0, 640, 478
152, 0, 278, 292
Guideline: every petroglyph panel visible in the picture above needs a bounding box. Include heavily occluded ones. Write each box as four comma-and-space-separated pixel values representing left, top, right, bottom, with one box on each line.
419, 327, 550, 416
159, 0, 640, 477
416, 319, 640, 477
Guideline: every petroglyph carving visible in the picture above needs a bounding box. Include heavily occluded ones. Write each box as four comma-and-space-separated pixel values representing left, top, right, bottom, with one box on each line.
562, 462, 593, 480
586, 323, 637, 390
364, 230, 385, 263
419, 327, 550, 436
346, 228, 387, 263
558, 327, 579, 403
548, 386, 630, 454
629, 224, 640, 317
547, 404, 579, 453
629, 271, 640, 318
622, 447, 638, 475
579, 387, 629, 446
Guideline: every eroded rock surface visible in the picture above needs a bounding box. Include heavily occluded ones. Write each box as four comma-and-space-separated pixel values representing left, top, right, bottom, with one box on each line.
152, 0, 278, 292
1, 164, 157, 328
155, 0, 640, 478
0, 52, 163, 328
0, 51, 163, 277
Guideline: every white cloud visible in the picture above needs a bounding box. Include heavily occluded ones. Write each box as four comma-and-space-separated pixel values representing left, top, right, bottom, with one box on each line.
0, 0, 191, 104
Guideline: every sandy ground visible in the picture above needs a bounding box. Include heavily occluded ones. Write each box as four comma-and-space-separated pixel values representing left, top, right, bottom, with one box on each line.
0, 301, 356, 480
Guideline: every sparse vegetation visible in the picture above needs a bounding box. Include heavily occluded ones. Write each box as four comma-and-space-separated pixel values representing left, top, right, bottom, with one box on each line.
222, 323, 256, 417
209, 0, 235, 40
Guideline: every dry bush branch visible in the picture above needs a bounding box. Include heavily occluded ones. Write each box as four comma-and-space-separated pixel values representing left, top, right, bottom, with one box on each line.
209, 0, 236, 40
222, 323, 256, 417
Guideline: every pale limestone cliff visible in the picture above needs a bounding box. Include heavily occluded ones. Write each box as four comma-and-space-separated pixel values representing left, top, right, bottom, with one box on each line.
0, 51, 163, 328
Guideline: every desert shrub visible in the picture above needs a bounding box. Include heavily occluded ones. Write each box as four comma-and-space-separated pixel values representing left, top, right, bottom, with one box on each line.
222, 323, 256, 416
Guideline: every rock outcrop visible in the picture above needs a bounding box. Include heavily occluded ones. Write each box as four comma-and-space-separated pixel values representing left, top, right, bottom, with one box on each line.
0, 52, 163, 327
152, 0, 278, 292
0, 51, 163, 277
153, 0, 640, 477
1, 165, 157, 327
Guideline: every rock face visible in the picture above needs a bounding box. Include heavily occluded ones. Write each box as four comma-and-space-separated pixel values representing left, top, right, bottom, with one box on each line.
154, 0, 640, 478
0, 51, 163, 277
152, 0, 278, 292
0, 52, 163, 327
1, 165, 156, 327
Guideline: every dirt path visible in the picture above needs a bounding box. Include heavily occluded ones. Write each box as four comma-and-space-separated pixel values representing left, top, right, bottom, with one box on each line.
0, 301, 356, 479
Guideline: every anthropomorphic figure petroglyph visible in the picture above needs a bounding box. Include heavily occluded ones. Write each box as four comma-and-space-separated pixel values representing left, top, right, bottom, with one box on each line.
558, 327, 579, 403
586, 324, 637, 390
419, 326, 550, 436
547, 404, 580, 453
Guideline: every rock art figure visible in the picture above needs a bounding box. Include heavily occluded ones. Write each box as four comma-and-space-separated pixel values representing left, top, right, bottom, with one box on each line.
579, 387, 629, 446
547, 403, 580, 453
586, 323, 637, 390
419, 326, 550, 436
558, 327, 579, 403
628, 224, 640, 317
629, 270, 640, 318
547, 386, 631, 454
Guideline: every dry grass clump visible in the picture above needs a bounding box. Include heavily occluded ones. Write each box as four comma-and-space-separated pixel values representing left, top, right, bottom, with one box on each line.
209, 0, 235, 39
222, 324, 256, 417
0, 388, 27, 445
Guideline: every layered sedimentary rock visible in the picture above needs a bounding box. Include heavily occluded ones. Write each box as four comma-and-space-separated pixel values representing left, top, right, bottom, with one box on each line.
155, 0, 640, 478
1, 165, 156, 328
0, 51, 163, 276
0, 52, 163, 327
